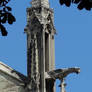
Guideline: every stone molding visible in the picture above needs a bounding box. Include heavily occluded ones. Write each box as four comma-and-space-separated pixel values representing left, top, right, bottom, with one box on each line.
0, 61, 27, 84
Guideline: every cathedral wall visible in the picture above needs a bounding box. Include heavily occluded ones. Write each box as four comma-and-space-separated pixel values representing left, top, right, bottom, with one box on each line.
0, 71, 26, 92
0, 62, 28, 92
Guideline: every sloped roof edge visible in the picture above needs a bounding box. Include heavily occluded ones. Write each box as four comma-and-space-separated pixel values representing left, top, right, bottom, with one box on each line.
0, 61, 27, 84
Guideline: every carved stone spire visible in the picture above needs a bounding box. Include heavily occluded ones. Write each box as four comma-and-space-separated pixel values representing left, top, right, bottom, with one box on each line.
31, 0, 49, 8
25, 0, 56, 92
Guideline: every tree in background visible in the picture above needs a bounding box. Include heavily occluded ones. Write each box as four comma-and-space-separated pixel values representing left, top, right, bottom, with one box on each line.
0, 0, 15, 36
59, 0, 92, 10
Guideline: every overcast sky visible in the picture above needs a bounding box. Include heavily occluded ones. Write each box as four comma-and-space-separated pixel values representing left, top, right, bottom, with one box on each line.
0, 0, 92, 92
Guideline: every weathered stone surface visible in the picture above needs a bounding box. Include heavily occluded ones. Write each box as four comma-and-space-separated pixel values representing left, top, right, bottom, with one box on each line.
0, 74, 23, 92
25, 0, 56, 91
0, 62, 27, 92
31, 0, 49, 8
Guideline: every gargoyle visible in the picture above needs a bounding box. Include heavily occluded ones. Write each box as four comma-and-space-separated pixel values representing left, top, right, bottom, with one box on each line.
48, 67, 80, 80
47, 67, 80, 92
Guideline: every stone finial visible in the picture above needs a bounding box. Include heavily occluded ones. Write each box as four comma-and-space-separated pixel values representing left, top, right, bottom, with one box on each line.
31, 0, 49, 8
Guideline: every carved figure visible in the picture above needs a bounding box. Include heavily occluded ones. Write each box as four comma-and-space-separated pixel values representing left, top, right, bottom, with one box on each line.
48, 67, 80, 92
48, 67, 80, 80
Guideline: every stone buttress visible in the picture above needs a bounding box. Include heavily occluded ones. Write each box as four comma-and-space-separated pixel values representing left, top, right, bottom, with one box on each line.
24, 0, 56, 92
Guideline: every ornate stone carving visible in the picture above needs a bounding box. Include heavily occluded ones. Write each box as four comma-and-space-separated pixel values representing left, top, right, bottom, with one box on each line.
47, 67, 80, 92
48, 67, 80, 80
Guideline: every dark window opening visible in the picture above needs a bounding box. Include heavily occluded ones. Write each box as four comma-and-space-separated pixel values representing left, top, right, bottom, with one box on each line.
45, 33, 49, 72
46, 79, 54, 92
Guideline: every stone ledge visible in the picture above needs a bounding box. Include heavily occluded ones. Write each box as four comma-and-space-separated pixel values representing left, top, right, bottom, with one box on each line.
0, 61, 27, 84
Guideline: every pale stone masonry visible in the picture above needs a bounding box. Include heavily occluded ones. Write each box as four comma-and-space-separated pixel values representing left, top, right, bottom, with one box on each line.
0, 61, 28, 92
24, 0, 56, 91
